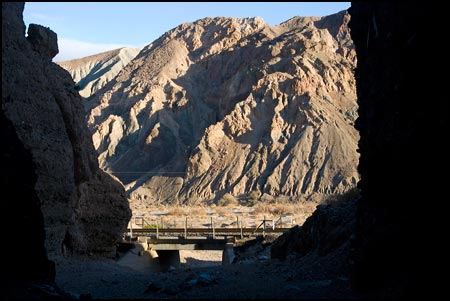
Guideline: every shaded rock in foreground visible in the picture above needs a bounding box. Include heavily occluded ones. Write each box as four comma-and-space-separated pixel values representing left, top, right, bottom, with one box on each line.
2, 2, 131, 263
271, 195, 356, 261
348, 2, 443, 298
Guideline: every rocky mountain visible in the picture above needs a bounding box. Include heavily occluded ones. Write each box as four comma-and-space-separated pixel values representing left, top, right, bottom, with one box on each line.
86, 11, 359, 205
2, 2, 131, 265
57, 47, 140, 98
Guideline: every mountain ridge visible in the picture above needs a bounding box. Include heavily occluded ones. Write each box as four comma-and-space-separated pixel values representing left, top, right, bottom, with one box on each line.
57, 47, 140, 98
78, 11, 358, 205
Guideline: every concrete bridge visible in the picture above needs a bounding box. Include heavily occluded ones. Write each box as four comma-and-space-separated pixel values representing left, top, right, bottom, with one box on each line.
124, 217, 291, 271
145, 237, 235, 270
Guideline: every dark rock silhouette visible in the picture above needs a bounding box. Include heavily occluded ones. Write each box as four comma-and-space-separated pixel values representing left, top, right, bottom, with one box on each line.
27, 24, 58, 60
2, 4, 131, 297
271, 196, 356, 261
271, 3, 444, 298
349, 2, 442, 298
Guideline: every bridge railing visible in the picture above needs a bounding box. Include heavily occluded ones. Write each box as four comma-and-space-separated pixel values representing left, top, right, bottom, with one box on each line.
128, 214, 294, 230
125, 215, 293, 241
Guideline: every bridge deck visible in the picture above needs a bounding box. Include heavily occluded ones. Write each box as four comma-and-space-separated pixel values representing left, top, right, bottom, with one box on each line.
147, 237, 232, 251
127, 227, 290, 251
128, 227, 289, 236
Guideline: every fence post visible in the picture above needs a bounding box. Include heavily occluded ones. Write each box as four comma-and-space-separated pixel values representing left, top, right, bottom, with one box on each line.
184, 216, 188, 239
240, 220, 243, 239
212, 217, 215, 239
263, 216, 266, 237
280, 216, 283, 228
130, 220, 133, 242
156, 222, 159, 239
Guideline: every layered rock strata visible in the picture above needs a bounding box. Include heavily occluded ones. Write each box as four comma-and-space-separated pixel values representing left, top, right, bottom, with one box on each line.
87, 11, 359, 205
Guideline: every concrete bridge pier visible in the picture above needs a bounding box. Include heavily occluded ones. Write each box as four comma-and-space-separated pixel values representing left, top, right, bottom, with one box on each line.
222, 242, 235, 265
157, 250, 181, 271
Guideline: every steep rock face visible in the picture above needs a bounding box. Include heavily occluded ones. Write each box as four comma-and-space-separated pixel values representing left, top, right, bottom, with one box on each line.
2, 3, 131, 260
57, 47, 140, 98
270, 3, 443, 298
271, 195, 356, 261
87, 11, 358, 205
1, 109, 55, 292
348, 3, 442, 298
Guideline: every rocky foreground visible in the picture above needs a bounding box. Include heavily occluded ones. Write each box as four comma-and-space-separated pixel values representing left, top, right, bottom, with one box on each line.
2, 1, 130, 270
54, 196, 357, 299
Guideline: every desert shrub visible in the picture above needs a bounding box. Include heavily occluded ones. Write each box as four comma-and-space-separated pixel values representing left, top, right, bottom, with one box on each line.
269, 203, 293, 215
168, 206, 186, 216
240, 197, 257, 207
143, 223, 158, 229
252, 203, 271, 215
260, 193, 275, 203
217, 193, 238, 207
238, 190, 261, 206
189, 206, 207, 216
248, 190, 260, 201
214, 206, 229, 216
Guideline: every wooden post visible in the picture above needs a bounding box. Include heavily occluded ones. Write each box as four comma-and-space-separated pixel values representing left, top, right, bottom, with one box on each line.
263, 216, 266, 237
161, 217, 164, 229
212, 217, 215, 239
130, 220, 133, 242
210, 216, 213, 229
184, 216, 188, 239
156, 222, 159, 239
280, 216, 283, 228
240, 220, 243, 239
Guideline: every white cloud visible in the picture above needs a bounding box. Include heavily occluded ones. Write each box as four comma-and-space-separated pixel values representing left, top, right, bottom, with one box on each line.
54, 38, 142, 62
29, 12, 55, 22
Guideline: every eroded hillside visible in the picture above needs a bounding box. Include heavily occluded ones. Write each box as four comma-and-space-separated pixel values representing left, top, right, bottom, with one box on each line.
58, 47, 140, 98
86, 11, 358, 205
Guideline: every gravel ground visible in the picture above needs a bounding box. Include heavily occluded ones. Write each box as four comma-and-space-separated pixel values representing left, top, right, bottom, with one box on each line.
55, 239, 356, 299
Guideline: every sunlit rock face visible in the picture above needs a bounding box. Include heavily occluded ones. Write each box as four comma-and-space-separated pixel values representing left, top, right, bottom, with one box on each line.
87, 11, 359, 205
2, 2, 131, 261
57, 47, 140, 98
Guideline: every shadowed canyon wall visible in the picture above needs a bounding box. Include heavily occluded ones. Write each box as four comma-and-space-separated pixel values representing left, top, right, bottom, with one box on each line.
349, 2, 442, 298
2, 2, 131, 273
271, 3, 443, 298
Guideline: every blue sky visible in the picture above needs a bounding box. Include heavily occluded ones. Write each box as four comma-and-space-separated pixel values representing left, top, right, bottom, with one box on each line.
23, 2, 350, 62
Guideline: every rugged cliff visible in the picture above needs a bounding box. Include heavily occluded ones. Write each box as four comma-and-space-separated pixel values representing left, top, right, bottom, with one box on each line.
86, 11, 359, 205
270, 3, 443, 299
58, 47, 140, 98
2, 2, 131, 264
348, 3, 441, 298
